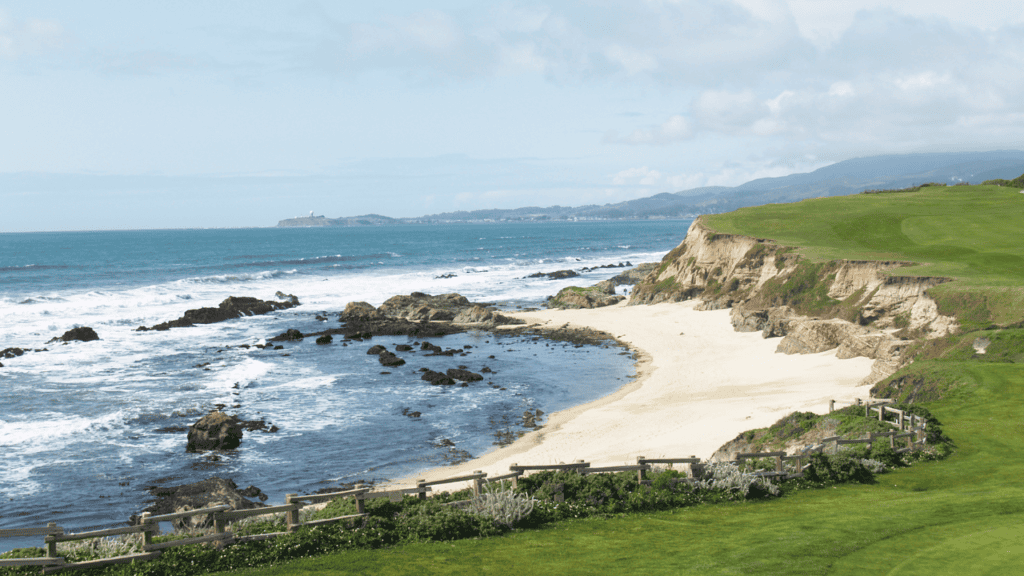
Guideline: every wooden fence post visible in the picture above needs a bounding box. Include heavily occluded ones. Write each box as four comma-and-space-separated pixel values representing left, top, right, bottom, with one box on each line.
575, 459, 586, 474
45, 522, 58, 558
878, 405, 885, 422
416, 480, 427, 500
829, 399, 835, 413
774, 455, 783, 474
637, 456, 646, 484
285, 494, 300, 531
355, 484, 366, 514
865, 403, 870, 418
139, 512, 153, 548
889, 432, 895, 449
510, 465, 519, 490
472, 472, 483, 497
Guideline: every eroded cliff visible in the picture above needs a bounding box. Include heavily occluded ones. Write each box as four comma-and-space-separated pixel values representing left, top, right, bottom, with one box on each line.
630, 219, 959, 385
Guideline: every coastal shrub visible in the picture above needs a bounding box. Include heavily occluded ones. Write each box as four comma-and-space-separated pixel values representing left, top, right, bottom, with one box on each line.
802, 453, 875, 485
394, 499, 505, 542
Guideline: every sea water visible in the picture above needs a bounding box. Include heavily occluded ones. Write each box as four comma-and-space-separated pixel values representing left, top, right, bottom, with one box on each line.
0, 220, 690, 548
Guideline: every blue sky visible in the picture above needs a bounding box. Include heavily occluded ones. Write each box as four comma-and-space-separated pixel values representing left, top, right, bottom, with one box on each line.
2, 1, 1024, 231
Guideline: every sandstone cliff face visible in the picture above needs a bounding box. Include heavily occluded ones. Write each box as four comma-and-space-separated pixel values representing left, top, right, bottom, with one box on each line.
630, 219, 958, 385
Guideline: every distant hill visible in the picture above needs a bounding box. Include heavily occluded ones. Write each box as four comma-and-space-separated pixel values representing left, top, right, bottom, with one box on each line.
277, 150, 1024, 226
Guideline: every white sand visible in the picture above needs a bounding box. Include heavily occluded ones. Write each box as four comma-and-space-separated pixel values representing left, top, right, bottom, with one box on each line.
396, 300, 874, 488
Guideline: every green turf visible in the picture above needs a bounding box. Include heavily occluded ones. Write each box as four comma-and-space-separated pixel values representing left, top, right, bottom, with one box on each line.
209, 185, 1024, 575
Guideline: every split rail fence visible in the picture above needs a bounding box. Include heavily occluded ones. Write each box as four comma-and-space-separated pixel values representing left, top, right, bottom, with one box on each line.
1, 397, 928, 574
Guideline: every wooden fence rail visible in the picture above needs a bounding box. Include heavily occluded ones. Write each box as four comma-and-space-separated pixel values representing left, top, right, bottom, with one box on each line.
3, 398, 931, 574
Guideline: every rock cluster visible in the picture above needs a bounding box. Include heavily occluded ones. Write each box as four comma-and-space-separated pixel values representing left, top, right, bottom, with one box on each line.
137, 295, 300, 331
337, 292, 523, 337
138, 477, 266, 530
186, 411, 244, 452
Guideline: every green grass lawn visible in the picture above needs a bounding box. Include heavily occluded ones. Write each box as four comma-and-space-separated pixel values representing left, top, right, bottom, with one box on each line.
212, 185, 1024, 575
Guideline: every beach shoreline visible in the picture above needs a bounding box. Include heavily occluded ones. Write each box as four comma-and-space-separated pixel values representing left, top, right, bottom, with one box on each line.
394, 299, 876, 489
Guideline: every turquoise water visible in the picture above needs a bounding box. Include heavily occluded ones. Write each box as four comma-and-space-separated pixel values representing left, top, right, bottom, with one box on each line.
0, 220, 689, 547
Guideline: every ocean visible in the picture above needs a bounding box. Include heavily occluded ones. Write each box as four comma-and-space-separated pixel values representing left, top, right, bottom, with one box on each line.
0, 220, 689, 550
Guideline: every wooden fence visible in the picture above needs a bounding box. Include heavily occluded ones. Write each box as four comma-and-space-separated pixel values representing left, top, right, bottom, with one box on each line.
1, 397, 928, 573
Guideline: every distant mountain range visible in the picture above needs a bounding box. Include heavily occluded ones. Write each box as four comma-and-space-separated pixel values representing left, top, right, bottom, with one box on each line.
276, 150, 1024, 227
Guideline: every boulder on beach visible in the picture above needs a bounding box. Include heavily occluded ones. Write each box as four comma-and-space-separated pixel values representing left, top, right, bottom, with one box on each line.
186, 411, 244, 452
138, 295, 300, 331
48, 326, 99, 343
452, 305, 522, 327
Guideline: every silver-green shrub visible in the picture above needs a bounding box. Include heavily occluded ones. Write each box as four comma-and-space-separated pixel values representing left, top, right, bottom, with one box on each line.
695, 461, 780, 496
466, 481, 536, 527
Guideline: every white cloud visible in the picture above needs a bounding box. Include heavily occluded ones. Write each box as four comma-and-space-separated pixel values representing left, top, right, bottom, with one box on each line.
0, 10, 68, 59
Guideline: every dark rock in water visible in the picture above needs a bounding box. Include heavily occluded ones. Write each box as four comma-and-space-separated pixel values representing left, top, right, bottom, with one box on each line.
447, 368, 483, 382
395, 344, 413, 352
434, 273, 457, 279
0, 361, 3, 367
378, 351, 406, 367
421, 369, 456, 386
238, 485, 269, 502
481, 366, 493, 373
154, 426, 189, 434
420, 341, 442, 353
271, 329, 304, 342
451, 305, 523, 327
239, 418, 279, 434
315, 335, 333, 345
367, 345, 387, 355
275, 291, 300, 306
274, 345, 284, 350
0, 347, 24, 359
48, 327, 99, 343
137, 477, 265, 530
427, 348, 458, 357
138, 296, 299, 331
187, 411, 244, 452
526, 269, 579, 280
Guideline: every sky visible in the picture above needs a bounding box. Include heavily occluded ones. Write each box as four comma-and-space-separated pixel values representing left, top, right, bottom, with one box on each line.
2, 0, 1024, 231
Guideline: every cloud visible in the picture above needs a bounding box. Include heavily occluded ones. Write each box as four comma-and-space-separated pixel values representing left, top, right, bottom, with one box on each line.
0, 10, 68, 60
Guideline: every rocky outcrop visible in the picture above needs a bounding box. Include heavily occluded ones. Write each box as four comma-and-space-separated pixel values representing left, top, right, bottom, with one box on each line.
138, 295, 299, 331
628, 219, 959, 385
547, 286, 625, 309
590, 262, 659, 294
341, 301, 382, 321
339, 293, 521, 336
139, 477, 266, 530
187, 411, 244, 452
379, 292, 471, 319
452, 305, 522, 326
48, 327, 99, 343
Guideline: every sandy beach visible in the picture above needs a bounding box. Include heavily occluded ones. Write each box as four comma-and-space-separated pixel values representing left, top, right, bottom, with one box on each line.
400, 299, 875, 487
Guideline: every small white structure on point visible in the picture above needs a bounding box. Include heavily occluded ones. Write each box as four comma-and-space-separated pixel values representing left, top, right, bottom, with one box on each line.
310, 210, 314, 217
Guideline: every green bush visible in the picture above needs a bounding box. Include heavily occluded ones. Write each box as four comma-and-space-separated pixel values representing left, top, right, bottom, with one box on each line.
394, 499, 505, 542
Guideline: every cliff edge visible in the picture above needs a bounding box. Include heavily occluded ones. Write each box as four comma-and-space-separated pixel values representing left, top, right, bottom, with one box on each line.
630, 218, 959, 385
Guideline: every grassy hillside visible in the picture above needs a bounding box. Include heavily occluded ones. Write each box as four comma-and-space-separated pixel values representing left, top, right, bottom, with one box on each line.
704, 184, 1024, 328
